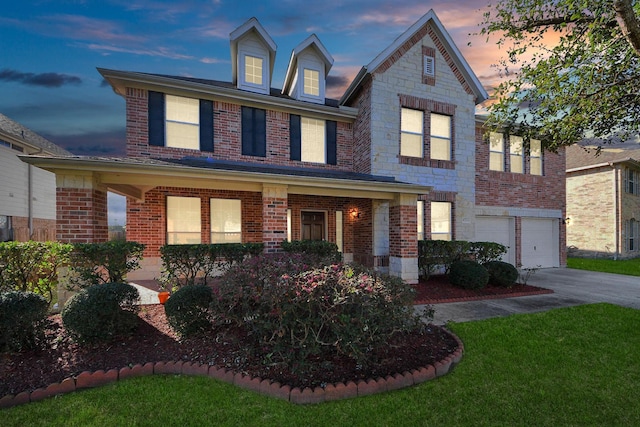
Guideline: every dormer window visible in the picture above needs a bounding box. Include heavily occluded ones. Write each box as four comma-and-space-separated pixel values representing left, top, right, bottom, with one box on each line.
282, 34, 333, 104
245, 55, 263, 85
303, 68, 320, 96
230, 18, 277, 95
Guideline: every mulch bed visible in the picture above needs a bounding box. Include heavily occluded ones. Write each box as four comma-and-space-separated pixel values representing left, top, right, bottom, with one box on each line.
413, 275, 553, 304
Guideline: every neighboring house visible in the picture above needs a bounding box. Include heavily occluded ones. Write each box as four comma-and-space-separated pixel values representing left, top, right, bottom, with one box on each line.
566, 143, 640, 259
21, 11, 566, 283
0, 113, 71, 242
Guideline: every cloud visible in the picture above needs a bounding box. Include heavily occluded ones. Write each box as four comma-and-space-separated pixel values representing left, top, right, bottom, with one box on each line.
42, 128, 127, 156
85, 43, 195, 60
0, 69, 82, 88
35, 14, 145, 44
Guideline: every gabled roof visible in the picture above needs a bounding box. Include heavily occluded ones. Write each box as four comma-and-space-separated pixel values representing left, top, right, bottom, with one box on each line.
0, 113, 71, 156
340, 9, 488, 105
282, 34, 334, 95
230, 17, 277, 85
98, 68, 355, 120
566, 143, 640, 172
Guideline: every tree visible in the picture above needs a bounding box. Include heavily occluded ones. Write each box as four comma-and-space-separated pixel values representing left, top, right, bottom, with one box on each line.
479, 0, 640, 151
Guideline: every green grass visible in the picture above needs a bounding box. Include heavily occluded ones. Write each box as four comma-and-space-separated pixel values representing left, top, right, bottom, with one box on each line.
568, 256, 640, 276
3, 304, 640, 426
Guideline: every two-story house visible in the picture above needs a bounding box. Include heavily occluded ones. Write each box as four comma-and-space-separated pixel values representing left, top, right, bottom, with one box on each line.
21, 10, 566, 283
1, 113, 71, 242
566, 143, 640, 259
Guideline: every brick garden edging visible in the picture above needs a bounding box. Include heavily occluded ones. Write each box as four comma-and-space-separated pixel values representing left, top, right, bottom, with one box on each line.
0, 331, 463, 409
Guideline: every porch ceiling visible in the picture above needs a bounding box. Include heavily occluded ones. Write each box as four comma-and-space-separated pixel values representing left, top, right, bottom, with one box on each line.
19, 155, 431, 201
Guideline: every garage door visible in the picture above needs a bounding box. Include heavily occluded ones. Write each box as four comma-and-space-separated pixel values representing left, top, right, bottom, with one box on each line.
475, 216, 515, 265
521, 218, 558, 268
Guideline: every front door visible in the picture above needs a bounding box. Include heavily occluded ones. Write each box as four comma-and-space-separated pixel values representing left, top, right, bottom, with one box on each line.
301, 211, 325, 241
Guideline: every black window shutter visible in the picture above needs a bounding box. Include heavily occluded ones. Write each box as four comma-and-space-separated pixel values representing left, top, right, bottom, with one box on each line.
241, 106, 253, 155
290, 114, 301, 161
199, 100, 214, 152
255, 108, 266, 157
326, 120, 337, 165
148, 91, 165, 147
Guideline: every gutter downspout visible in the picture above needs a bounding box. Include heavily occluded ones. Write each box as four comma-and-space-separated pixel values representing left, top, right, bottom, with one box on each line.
27, 146, 44, 240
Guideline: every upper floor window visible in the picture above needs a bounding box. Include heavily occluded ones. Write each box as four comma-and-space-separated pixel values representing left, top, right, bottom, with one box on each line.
290, 114, 337, 165
244, 55, 263, 85
430, 113, 451, 161
165, 95, 199, 150
148, 91, 213, 152
530, 139, 543, 176
303, 69, 320, 96
301, 117, 326, 163
400, 108, 423, 158
509, 136, 524, 174
626, 167, 637, 195
489, 132, 505, 171
166, 196, 201, 244
210, 198, 242, 244
431, 201, 452, 241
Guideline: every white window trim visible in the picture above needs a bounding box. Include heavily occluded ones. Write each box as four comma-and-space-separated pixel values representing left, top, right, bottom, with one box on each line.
489, 132, 505, 172
417, 201, 424, 241
297, 57, 325, 104
400, 107, 424, 158
238, 50, 269, 94
210, 198, 242, 244
167, 196, 201, 244
301, 117, 326, 164
530, 139, 543, 176
430, 113, 452, 161
336, 211, 343, 253
165, 95, 199, 150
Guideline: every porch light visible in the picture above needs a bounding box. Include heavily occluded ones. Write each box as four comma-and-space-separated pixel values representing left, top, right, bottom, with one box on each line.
350, 209, 360, 219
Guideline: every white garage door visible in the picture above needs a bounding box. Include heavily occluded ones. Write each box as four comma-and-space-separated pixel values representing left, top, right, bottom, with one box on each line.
475, 216, 515, 265
521, 218, 558, 268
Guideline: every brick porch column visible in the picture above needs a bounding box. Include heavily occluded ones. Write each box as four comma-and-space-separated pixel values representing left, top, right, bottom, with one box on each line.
262, 184, 288, 253
389, 193, 418, 283
56, 173, 108, 243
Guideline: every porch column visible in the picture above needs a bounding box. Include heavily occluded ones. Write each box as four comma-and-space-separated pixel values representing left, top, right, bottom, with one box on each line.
262, 184, 288, 253
389, 193, 418, 284
56, 173, 108, 243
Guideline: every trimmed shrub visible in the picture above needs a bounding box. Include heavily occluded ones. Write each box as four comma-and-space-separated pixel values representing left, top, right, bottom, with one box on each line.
164, 285, 213, 337
68, 241, 145, 289
212, 255, 421, 368
470, 242, 508, 265
160, 243, 263, 290
418, 240, 471, 278
0, 241, 72, 304
485, 261, 519, 287
0, 291, 49, 352
62, 282, 140, 343
211, 252, 321, 328
449, 260, 489, 290
280, 240, 342, 264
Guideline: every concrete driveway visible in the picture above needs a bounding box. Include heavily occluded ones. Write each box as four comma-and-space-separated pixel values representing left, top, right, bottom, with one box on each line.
428, 268, 640, 325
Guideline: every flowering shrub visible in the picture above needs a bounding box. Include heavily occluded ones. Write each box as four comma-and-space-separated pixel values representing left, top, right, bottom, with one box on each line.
211, 255, 421, 367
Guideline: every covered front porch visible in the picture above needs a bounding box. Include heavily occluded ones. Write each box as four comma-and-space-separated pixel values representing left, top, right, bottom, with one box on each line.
21, 155, 430, 283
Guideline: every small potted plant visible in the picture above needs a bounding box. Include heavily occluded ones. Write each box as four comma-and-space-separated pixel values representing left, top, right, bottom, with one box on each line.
157, 280, 171, 304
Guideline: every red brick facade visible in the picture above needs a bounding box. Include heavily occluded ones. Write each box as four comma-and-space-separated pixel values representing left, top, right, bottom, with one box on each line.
56, 188, 108, 243
125, 89, 354, 172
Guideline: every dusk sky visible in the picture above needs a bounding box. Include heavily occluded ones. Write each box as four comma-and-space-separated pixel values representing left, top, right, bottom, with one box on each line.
1, 0, 502, 224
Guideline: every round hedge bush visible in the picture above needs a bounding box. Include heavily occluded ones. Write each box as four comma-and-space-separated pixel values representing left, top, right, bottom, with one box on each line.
164, 284, 213, 337
449, 260, 489, 290
0, 291, 49, 352
485, 261, 519, 287
62, 282, 140, 343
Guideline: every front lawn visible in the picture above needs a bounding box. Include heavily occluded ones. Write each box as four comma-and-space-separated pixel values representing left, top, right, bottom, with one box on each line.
567, 256, 640, 276
3, 303, 639, 426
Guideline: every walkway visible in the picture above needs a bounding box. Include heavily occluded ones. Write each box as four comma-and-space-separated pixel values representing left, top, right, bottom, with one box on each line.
426, 268, 640, 325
